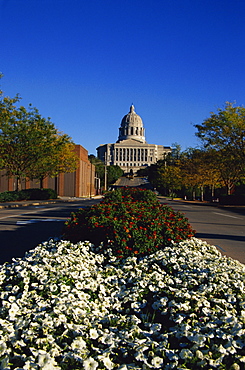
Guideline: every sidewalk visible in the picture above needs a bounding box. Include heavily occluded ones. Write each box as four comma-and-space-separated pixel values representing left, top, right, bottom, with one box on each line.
159, 196, 245, 215
0, 195, 103, 209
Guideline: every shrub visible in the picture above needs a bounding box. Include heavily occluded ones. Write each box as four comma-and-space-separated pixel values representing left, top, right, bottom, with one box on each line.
0, 191, 20, 202
0, 188, 57, 202
103, 187, 159, 204
22, 188, 58, 200
63, 188, 195, 258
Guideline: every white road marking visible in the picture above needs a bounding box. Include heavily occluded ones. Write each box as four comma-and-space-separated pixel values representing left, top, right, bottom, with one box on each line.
16, 219, 64, 225
0, 207, 60, 221
215, 244, 226, 252
213, 212, 241, 219
0, 214, 20, 220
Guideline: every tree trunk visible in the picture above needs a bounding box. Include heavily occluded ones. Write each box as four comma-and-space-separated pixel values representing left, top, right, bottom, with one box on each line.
200, 186, 204, 202
15, 177, 21, 191
40, 177, 44, 189
192, 189, 196, 200
227, 179, 232, 195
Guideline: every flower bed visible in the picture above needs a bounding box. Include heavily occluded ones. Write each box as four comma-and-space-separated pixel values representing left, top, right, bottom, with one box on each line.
0, 238, 244, 369
62, 188, 195, 259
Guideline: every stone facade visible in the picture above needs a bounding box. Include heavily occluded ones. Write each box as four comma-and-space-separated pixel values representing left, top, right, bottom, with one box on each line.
97, 105, 171, 173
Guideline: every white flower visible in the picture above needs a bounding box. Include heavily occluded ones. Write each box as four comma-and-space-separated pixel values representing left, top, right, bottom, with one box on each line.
230, 364, 240, 370
90, 328, 99, 340
37, 350, 59, 369
151, 356, 164, 368
75, 281, 84, 290
195, 350, 204, 359
23, 359, 39, 369
50, 283, 58, 292
179, 348, 194, 360
0, 238, 244, 369
83, 357, 99, 370
8, 302, 19, 321
60, 284, 70, 292
71, 337, 87, 351
102, 356, 114, 369
0, 340, 7, 356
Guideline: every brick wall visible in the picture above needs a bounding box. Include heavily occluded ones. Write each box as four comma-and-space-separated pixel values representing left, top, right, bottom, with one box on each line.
0, 145, 96, 198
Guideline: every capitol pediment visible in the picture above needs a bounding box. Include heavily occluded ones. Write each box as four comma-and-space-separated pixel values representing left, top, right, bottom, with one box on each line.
116, 138, 146, 145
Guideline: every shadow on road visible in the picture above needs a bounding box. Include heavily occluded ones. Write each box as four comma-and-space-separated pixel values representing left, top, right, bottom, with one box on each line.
195, 232, 245, 243
0, 220, 64, 265
170, 199, 245, 216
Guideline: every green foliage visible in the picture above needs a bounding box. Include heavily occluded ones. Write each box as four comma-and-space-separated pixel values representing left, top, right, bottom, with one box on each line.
89, 155, 124, 186
0, 188, 57, 202
23, 188, 58, 200
89, 155, 105, 184
62, 188, 195, 259
107, 165, 124, 185
194, 102, 245, 195
0, 191, 20, 202
194, 102, 245, 158
0, 85, 78, 190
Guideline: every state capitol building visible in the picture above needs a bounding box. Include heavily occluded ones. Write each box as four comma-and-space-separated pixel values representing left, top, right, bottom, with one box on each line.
97, 105, 171, 173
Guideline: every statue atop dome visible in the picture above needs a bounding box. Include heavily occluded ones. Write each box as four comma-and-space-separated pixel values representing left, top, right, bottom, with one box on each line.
130, 104, 135, 113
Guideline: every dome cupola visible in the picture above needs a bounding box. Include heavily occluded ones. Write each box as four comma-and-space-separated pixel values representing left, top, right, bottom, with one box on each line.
117, 105, 146, 143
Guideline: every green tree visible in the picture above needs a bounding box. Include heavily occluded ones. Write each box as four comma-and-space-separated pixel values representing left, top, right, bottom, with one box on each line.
27, 140, 79, 189
0, 84, 78, 190
161, 165, 182, 199
194, 102, 245, 194
180, 148, 221, 200
107, 165, 124, 185
88, 155, 124, 188
143, 145, 182, 196
89, 155, 105, 186
215, 148, 243, 195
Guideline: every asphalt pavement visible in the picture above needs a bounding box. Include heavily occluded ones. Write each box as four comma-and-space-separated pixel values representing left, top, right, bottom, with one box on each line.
0, 194, 244, 265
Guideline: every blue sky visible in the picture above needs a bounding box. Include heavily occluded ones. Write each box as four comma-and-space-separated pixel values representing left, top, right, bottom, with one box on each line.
1, 0, 245, 155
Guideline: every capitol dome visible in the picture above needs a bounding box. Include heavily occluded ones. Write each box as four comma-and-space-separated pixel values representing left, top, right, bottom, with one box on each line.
117, 105, 146, 143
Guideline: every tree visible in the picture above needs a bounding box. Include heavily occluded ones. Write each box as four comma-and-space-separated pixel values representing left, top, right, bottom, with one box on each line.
194, 102, 245, 194
160, 165, 182, 199
88, 155, 124, 189
89, 155, 105, 186
27, 140, 79, 189
107, 165, 124, 185
0, 84, 78, 190
180, 148, 220, 200
215, 148, 243, 195
145, 159, 182, 197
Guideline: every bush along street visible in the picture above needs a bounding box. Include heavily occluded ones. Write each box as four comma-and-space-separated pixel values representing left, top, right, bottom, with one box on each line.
62, 188, 196, 259
0, 188, 57, 202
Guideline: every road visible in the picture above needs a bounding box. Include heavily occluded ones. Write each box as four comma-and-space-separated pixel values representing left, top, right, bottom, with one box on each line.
158, 198, 245, 264
0, 196, 244, 265
112, 176, 153, 188
0, 198, 101, 264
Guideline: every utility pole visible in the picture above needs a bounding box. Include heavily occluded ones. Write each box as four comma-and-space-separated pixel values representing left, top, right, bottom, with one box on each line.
90, 162, 92, 199
104, 152, 107, 192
